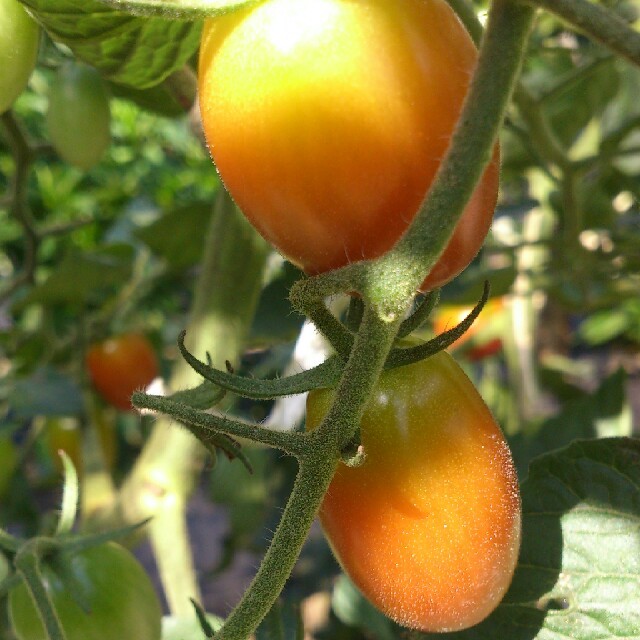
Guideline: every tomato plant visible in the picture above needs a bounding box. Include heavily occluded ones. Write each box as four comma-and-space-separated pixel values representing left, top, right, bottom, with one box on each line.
306, 348, 521, 632
8, 542, 162, 640
198, 0, 499, 292
86, 333, 159, 411
46, 61, 111, 170
0, 0, 39, 114
432, 297, 506, 360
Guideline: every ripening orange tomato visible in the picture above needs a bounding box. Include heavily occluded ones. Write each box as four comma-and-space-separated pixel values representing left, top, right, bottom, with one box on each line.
306, 348, 521, 632
86, 334, 158, 411
198, 0, 499, 292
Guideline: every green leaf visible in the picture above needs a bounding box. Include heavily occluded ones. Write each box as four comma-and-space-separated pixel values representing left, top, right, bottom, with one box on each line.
250, 261, 306, 346
331, 574, 399, 640
415, 437, 640, 640
161, 613, 223, 640
509, 369, 630, 477
134, 202, 213, 270
256, 599, 305, 640
8, 367, 84, 418
90, 0, 254, 19
18, 244, 134, 307
22, 0, 202, 88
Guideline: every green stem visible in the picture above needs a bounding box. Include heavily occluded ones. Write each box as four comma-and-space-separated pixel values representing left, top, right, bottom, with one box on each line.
214, 306, 403, 640
513, 88, 571, 172
14, 541, 66, 640
213, 456, 337, 640
368, 0, 536, 309
522, 0, 640, 67
0, 111, 39, 304
113, 190, 269, 616
132, 392, 307, 457
304, 301, 353, 359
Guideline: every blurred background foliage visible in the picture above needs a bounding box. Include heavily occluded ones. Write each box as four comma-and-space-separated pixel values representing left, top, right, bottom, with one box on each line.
1, 0, 639, 638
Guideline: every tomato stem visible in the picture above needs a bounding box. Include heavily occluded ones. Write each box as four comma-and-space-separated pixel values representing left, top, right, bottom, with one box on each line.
522, 0, 640, 67
14, 540, 67, 640
132, 391, 308, 457
365, 0, 536, 309
214, 306, 403, 639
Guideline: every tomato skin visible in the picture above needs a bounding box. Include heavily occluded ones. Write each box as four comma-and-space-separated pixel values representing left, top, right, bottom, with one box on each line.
198, 0, 499, 292
86, 333, 158, 411
0, 0, 39, 114
8, 542, 162, 640
306, 349, 521, 632
46, 62, 111, 170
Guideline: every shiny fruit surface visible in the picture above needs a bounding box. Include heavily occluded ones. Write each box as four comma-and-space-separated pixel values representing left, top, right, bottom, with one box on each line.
306, 348, 521, 631
198, 0, 499, 291
86, 333, 158, 411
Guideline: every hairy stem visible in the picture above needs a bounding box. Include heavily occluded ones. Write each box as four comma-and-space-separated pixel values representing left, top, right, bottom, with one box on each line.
215, 305, 403, 639
523, 0, 640, 67
369, 0, 536, 309
14, 541, 66, 640
112, 191, 268, 616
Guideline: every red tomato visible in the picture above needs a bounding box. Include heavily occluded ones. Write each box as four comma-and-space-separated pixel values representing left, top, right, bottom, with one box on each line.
306, 348, 521, 632
198, 0, 499, 292
86, 333, 158, 411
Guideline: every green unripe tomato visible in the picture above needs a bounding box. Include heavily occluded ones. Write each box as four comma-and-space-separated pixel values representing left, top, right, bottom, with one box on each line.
8, 542, 162, 640
0, 0, 39, 114
46, 62, 111, 170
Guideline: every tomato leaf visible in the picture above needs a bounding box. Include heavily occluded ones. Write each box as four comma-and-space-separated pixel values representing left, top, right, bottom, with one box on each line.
16, 245, 134, 308
21, 0, 201, 88
509, 368, 630, 477
8, 367, 84, 418
92, 0, 255, 19
332, 574, 399, 640
134, 202, 213, 271
256, 598, 304, 640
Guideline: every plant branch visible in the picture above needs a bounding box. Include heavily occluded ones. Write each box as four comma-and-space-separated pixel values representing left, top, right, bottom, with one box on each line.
0, 111, 39, 305
522, 0, 640, 67
214, 303, 404, 640
132, 392, 307, 457
14, 540, 66, 640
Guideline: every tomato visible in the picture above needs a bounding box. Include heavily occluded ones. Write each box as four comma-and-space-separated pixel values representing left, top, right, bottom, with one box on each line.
431, 297, 506, 360
198, 0, 499, 292
306, 348, 521, 632
0, 0, 39, 114
8, 542, 162, 640
46, 62, 111, 170
86, 333, 158, 412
